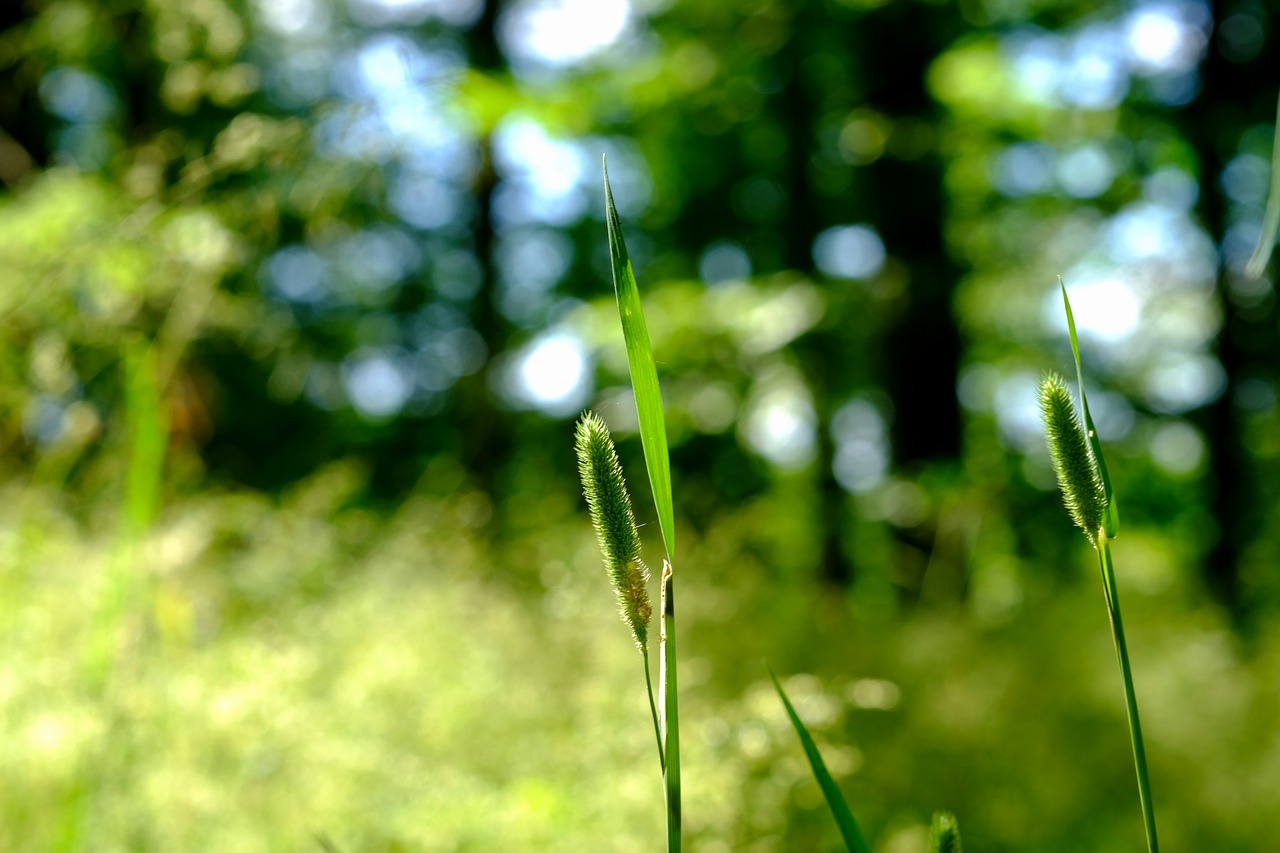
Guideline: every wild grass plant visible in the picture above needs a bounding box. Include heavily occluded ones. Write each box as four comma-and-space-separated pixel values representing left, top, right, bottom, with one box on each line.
578, 162, 963, 851
1038, 282, 1158, 853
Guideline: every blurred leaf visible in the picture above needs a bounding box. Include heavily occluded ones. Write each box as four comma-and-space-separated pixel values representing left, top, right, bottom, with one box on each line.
124, 342, 169, 536
767, 664, 872, 853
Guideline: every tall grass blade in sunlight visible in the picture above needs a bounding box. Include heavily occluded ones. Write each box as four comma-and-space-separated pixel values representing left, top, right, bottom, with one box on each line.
603, 155, 675, 563
575, 411, 663, 767
1040, 283, 1158, 853
600, 157, 680, 850
766, 664, 872, 853
1245, 89, 1280, 279
929, 811, 962, 853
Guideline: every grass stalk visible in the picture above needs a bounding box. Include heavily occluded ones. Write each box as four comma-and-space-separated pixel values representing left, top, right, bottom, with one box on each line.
643, 649, 665, 772
1043, 282, 1159, 853
602, 158, 681, 851
659, 560, 681, 851
1097, 540, 1159, 853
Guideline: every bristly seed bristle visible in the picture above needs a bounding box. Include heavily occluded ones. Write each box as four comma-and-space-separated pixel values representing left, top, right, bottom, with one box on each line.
929, 811, 962, 853
1039, 372, 1107, 546
575, 411, 652, 650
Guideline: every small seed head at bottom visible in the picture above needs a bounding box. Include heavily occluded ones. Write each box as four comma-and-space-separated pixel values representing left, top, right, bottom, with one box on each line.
929, 811, 962, 853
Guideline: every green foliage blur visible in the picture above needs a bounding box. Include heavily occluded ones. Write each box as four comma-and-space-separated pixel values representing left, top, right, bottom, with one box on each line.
1, 0, 1278, 849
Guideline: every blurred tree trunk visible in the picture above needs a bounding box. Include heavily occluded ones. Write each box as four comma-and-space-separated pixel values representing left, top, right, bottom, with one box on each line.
456, 1, 515, 517
0, 4, 48, 173
779, 6, 854, 586
863, 4, 962, 467
1181, 46, 1273, 624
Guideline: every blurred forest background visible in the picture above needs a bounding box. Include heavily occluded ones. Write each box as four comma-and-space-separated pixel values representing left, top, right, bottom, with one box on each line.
1, 0, 1279, 849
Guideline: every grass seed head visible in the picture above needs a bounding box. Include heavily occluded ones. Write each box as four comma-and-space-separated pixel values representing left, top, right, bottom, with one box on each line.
575, 411, 652, 650
929, 811, 962, 853
1039, 372, 1107, 546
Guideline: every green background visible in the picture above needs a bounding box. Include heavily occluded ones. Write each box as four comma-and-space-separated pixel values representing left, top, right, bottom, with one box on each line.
0, 0, 1278, 849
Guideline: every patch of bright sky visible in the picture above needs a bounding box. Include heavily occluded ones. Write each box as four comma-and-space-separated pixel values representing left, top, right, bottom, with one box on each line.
1143, 167, 1198, 210
742, 387, 816, 470
496, 229, 575, 325
831, 397, 889, 493
1088, 390, 1136, 441
1144, 352, 1225, 413
499, 0, 632, 69
1125, 1, 1210, 74
1149, 420, 1205, 475
992, 372, 1045, 452
256, 0, 330, 37
389, 171, 466, 231
1222, 219, 1266, 275
1057, 144, 1115, 198
24, 396, 73, 445
349, 0, 482, 28
1221, 153, 1270, 206
266, 245, 331, 303
508, 331, 592, 416
266, 50, 332, 106
699, 241, 752, 285
1046, 277, 1142, 343
416, 325, 487, 391
1003, 2, 1209, 110
40, 69, 116, 123
1062, 23, 1130, 109
993, 142, 1056, 196
342, 348, 414, 419
333, 226, 421, 295
812, 225, 886, 280
590, 140, 653, 219
492, 118, 591, 228
740, 366, 816, 470
1106, 202, 1217, 277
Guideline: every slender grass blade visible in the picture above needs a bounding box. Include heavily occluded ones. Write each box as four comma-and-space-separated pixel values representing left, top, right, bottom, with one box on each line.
1245, 89, 1280, 279
603, 156, 675, 562
767, 664, 872, 853
1059, 279, 1118, 539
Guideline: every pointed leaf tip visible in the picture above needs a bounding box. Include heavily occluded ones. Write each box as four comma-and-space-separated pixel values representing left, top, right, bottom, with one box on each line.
1058, 279, 1118, 539
602, 163, 676, 562
767, 663, 872, 853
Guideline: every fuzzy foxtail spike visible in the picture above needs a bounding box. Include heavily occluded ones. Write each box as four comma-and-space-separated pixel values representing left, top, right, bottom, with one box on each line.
929, 811, 962, 853
575, 411, 653, 650
1039, 372, 1107, 546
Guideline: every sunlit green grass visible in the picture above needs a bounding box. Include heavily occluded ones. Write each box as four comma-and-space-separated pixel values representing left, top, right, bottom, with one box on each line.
2, 474, 1280, 850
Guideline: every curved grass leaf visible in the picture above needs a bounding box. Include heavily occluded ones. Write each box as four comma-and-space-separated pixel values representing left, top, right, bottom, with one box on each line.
1245, 89, 1280, 279
603, 156, 675, 563
767, 664, 872, 853
1059, 279, 1118, 539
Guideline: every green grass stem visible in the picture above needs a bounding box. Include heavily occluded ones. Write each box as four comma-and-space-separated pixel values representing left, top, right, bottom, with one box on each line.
644, 649, 665, 773
603, 160, 680, 850
1098, 540, 1159, 853
1047, 283, 1158, 853
660, 561, 681, 851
